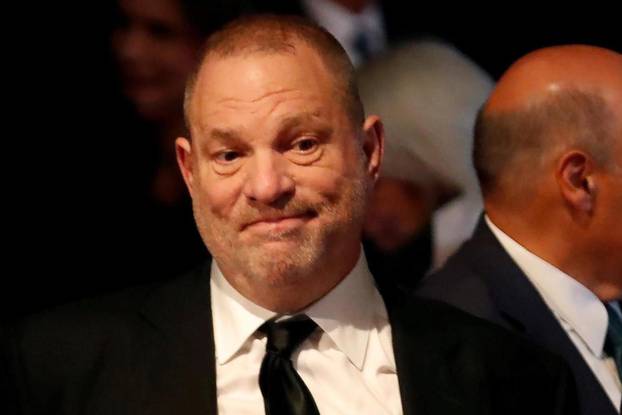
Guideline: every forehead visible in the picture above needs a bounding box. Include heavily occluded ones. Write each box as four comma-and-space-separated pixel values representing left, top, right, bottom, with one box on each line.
189, 44, 341, 130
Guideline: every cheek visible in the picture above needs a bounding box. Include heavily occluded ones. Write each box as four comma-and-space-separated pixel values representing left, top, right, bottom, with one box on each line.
195, 172, 243, 220
589, 188, 622, 259
608, 199, 622, 249
298, 145, 365, 196
293, 165, 347, 205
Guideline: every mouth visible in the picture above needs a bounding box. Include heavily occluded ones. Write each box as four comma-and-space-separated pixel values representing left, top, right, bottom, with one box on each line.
242, 210, 317, 233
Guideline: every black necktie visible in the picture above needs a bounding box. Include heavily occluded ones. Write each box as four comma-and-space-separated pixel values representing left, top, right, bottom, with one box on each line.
603, 302, 622, 381
259, 316, 320, 415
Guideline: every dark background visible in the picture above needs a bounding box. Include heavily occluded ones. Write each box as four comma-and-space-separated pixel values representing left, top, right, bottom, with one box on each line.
5, 2, 620, 319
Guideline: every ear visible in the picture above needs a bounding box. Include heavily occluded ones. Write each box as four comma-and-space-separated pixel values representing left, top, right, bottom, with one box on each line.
361, 115, 384, 182
556, 150, 596, 214
175, 137, 195, 197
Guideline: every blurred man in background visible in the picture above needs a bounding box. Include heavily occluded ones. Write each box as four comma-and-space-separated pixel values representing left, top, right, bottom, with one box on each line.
418, 45, 622, 415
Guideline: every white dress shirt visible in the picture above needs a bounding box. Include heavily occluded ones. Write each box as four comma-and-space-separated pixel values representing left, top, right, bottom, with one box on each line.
210, 250, 402, 414
302, 0, 387, 66
486, 216, 622, 410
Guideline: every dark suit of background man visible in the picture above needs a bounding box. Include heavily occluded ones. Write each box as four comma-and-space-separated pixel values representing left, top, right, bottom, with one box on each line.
418, 45, 622, 415
3, 15, 578, 415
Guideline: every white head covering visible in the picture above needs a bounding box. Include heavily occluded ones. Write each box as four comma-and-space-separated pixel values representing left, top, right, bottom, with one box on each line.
357, 39, 494, 268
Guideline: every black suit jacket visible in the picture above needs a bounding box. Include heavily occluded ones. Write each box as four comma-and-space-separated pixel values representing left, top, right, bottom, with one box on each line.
417, 217, 619, 415
3, 261, 577, 415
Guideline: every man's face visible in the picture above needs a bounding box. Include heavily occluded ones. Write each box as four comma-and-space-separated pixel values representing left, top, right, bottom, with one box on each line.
112, 0, 202, 121
178, 44, 381, 290
364, 177, 434, 252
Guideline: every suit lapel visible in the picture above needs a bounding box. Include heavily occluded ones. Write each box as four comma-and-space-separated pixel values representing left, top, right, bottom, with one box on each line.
138, 263, 218, 415
128, 240, 617, 415
462, 218, 617, 415
380, 283, 484, 415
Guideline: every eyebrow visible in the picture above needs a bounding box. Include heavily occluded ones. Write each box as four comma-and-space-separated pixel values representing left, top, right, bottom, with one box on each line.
198, 128, 247, 157
278, 113, 333, 136
202, 112, 334, 147
207, 128, 245, 145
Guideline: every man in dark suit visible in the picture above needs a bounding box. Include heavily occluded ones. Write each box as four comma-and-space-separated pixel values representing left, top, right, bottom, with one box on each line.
418, 45, 622, 415
4, 16, 577, 415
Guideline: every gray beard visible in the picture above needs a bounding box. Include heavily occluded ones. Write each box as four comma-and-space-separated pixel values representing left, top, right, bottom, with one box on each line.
194, 158, 370, 289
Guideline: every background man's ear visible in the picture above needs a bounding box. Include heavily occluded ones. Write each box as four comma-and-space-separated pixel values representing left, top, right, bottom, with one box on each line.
362, 115, 384, 181
556, 150, 596, 213
176, 137, 195, 196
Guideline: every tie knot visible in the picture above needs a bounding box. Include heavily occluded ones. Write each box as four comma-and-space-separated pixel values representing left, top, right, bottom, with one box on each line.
260, 316, 317, 358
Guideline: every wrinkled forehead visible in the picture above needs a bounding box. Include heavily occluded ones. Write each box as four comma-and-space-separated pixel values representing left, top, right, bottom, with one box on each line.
187, 45, 341, 131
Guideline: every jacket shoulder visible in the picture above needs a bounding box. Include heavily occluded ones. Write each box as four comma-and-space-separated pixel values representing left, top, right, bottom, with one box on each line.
415, 243, 504, 324
394, 296, 578, 414
3, 266, 209, 414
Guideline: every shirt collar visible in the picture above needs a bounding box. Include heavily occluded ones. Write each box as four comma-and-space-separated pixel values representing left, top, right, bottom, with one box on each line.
303, 250, 380, 369
210, 263, 276, 365
485, 215, 609, 356
210, 249, 382, 369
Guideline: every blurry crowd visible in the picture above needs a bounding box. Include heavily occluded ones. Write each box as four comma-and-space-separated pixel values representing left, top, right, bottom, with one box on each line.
4, 3, 621, 413
8, 0, 619, 315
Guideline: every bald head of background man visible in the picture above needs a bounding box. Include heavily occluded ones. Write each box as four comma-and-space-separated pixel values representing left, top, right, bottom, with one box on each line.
473, 45, 622, 301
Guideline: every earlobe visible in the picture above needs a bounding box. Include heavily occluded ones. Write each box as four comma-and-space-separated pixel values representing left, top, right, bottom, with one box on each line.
175, 137, 195, 196
556, 151, 595, 214
362, 115, 384, 181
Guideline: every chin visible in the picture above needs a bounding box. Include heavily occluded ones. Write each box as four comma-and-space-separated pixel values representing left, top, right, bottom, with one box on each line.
252, 259, 315, 288
243, 243, 319, 285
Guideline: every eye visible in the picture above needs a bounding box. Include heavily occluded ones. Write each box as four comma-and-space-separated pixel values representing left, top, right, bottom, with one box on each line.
215, 150, 241, 164
291, 137, 318, 154
287, 136, 323, 165
147, 22, 176, 41
211, 149, 244, 175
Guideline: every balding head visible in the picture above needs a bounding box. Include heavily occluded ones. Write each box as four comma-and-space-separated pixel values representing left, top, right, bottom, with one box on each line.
474, 45, 622, 200
474, 45, 622, 299
485, 45, 622, 113
184, 14, 364, 131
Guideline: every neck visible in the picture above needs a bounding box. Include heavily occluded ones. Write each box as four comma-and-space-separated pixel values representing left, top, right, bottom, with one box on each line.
218, 244, 361, 313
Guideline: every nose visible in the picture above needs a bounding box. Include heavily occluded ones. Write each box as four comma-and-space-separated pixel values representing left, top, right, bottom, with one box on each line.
114, 25, 151, 65
242, 150, 295, 205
